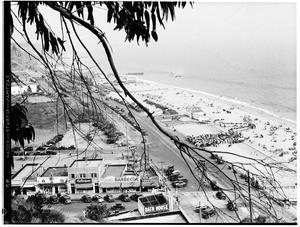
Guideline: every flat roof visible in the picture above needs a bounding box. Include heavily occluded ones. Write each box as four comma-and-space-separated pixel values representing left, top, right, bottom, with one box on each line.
102, 165, 125, 178
12, 163, 39, 181
112, 210, 189, 223
139, 194, 167, 207
41, 167, 68, 177
69, 158, 102, 168
126, 213, 187, 223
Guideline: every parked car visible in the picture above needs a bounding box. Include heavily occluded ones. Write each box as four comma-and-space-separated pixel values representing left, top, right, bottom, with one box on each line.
195, 205, 216, 219
68, 145, 76, 150
210, 153, 219, 159
172, 170, 181, 176
104, 194, 115, 202
92, 195, 104, 203
36, 146, 46, 151
177, 176, 188, 183
24, 146, 33, 151
48, 195, 59, 204
216, 191, 226, 200
164, 166, 175, 175
11, 147, 21, 151
59, 195, 71, 204
216, 157, 225, 164
172, 181, 187, 188
119, 194, 130, 202
58, 146, 67, 150
46, 150, 57, 155
81, 194, 92, 203
130, 193, 143, 202
168, 174, 179, 181
111, 203, 125, 210
210, 180, 219, 191
227, 201, 238, 211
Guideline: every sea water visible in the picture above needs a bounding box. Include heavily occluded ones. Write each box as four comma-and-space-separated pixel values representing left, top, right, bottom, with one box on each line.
137, 70, 296, 122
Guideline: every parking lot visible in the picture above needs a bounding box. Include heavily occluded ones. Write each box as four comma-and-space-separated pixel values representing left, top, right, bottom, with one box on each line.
46, 194, 140, 218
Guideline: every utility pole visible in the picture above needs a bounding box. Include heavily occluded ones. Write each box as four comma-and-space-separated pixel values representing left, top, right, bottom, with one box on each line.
247, 170, 253, 223
199, 201, 202, 223
126, 122, 129, 159
158, 161, 164, 186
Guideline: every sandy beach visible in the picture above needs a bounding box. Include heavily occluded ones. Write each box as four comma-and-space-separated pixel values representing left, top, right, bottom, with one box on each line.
114, 78, 297, 194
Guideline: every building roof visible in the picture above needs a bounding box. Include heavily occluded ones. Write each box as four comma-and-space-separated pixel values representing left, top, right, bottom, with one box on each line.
139, 194, 167, 207
102, 164, 126, 178
69, 158, 102, 168
111, 210, 189, 223
12, 163, 39, 181
41, 167, 68, 177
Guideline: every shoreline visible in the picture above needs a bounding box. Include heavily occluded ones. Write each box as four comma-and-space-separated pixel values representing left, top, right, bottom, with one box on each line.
134, 78, 296, 130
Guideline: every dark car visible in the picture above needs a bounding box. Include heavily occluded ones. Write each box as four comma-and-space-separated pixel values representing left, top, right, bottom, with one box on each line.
210, 181, 219, 191
168, 174, 179, 181
92, 195, 104, 203
216, 191, 226, 200
195, 205, 216, 219
216, 157, 225, 164
36, 146, 46, 151
111, 203, 125, 210
130, 193, 143, 202
177, 176, 188, 183
172, 181, 187, 188
119, 194, 130, 202
227, 201, 238, 211
68, 145, 76, 150
81, 194, 92, 203
59, 195, 71, 204
104, 194, 115, 202
11, 147, 21, 151
58, 146, 67, 150
24, 146, 33, 151
210, 153, 219, 159
48, 195, 59, 204
46, 150, 57, 155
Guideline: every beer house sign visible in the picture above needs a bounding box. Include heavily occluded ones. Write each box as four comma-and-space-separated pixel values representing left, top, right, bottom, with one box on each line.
144, 203, 169, 214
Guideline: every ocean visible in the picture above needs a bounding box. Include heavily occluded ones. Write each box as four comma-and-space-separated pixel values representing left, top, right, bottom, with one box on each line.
136, 70, 296, 123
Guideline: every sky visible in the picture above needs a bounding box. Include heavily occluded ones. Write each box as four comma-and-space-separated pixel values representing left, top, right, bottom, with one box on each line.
11, 2, 296, 75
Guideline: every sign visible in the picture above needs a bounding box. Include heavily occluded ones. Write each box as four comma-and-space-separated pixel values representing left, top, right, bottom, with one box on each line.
75, 178, 92, 184
115, 176, 138, 182
144, 203, 169, 214
142, 176, 159, 182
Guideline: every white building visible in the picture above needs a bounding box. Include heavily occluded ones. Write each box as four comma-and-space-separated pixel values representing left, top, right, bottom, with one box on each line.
36, 166, 68, 195
68, 158, 104, 194
11, 82, 38, 95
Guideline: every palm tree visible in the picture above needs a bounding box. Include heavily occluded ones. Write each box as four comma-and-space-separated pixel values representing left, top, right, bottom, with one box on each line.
10, 103, 35, 166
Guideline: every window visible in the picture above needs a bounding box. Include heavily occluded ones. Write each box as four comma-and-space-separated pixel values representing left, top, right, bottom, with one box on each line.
79, 174, 86, 178
91, 173, 97, 178
70, 174, 75, 179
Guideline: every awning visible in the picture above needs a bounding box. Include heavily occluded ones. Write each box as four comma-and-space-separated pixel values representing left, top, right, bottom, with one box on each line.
75, 183, 93, 190
100, 182, 121, 188
141, 182, 159, 187
121, 181, 140, 188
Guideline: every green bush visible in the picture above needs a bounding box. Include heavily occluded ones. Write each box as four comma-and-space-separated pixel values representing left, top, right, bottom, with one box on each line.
85, 204, 109, 222
40, 209, 65, 223
11, 194, 65, 223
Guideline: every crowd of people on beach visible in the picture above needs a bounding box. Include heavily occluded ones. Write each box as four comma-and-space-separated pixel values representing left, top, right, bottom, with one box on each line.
187, 130, 245, 147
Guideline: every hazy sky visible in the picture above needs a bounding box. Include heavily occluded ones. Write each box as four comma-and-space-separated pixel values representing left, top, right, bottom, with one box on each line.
12, 2, 296, 75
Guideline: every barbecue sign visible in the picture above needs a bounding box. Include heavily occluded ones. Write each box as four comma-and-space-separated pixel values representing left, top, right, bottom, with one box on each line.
144, 203, 169, 214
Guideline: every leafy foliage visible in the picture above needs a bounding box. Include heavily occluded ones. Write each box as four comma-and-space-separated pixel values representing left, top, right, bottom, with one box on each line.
10, 103, 35, 148
85, 204, 110, 222
39, 209, 65, 223
11, 194, 65, 223
13, 1, 191, 54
